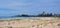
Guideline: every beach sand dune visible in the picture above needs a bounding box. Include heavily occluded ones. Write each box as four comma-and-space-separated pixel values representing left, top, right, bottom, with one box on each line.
0, 17, 60, 28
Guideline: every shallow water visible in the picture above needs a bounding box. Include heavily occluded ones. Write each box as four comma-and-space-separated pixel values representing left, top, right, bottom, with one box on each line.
0, 17, 59, 20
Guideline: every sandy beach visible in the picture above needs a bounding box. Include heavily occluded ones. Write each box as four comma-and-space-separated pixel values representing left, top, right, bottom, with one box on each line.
0, 17, 60, 28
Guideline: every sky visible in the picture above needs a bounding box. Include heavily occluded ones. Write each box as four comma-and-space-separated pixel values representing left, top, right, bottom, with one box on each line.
0, 0, 60, 16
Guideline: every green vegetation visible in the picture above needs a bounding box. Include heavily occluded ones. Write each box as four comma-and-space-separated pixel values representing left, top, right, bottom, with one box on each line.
13, 12, 60, 17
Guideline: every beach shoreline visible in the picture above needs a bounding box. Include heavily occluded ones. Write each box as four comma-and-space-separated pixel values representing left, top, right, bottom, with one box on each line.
0, 17, 60, 28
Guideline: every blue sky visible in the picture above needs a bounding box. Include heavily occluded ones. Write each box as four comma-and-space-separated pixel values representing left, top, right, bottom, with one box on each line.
0, 0, 60, 16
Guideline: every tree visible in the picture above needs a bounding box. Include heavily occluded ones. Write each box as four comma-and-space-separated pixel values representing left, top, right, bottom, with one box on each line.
21, 14, 29, 17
